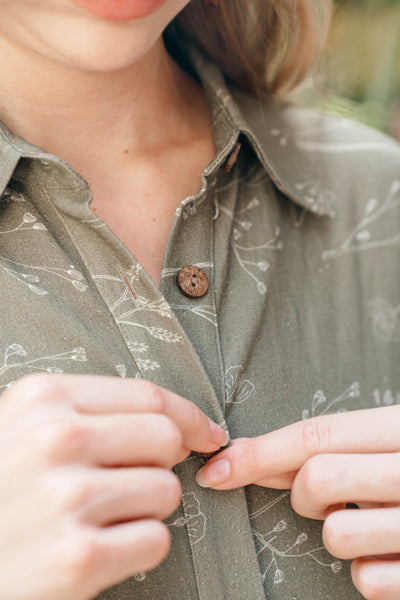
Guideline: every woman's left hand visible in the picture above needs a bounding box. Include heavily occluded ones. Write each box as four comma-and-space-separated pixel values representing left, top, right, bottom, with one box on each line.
196, 406, 400, 600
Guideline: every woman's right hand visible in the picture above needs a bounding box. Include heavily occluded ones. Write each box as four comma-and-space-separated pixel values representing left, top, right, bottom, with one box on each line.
0, 373, 227, 600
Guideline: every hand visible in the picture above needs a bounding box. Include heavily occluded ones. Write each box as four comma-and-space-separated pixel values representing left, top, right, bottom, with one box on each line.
196, 406, 400, 600
0, 373, 227, 600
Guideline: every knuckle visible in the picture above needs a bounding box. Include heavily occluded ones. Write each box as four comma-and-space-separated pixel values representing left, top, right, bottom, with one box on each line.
36, 419, 89, 463
322, 513, 348, 558
157, 415, 183, 454
61, 530, 101, 582
146, 523, 171, 567
14, 373, 68, 409
298, 418, 332, 454
140, 381, 165, 414
297, 455, 333, 503
187, 403, 203, 438
352, 561, 382, 600
238, 439, 264, 475
42, 470, 94, 514
160, 472, 182, 513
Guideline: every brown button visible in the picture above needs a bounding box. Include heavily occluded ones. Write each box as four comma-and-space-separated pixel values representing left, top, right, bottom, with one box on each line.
176, 265, 209, 298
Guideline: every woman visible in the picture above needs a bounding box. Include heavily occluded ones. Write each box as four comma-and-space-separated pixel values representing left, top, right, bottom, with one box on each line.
0, 1, 399, 599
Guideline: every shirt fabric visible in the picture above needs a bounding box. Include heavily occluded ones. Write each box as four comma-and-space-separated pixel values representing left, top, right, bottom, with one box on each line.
0, 40, 400, 600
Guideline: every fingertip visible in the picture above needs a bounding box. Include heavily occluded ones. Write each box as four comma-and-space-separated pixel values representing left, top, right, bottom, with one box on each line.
196, 458, 231, 488
208, 420, 230, 448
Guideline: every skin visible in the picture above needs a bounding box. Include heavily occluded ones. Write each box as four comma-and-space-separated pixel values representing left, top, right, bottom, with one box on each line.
0, 373, 227, 599
197, 407, 400, 600
0, 0, 216, 285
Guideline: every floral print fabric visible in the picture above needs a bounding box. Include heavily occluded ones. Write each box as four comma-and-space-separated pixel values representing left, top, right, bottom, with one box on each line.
0, 43, 399, 600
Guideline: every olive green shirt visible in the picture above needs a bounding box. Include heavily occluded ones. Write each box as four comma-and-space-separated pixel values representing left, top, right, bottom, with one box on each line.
0, 41, 399, 600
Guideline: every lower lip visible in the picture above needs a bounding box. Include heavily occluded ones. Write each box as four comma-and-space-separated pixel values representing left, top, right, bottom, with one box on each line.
71, 0, 167, 20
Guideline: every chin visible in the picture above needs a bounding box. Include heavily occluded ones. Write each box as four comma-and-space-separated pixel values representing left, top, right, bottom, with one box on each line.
24, 11, 167, 73
61, 37, 156, 73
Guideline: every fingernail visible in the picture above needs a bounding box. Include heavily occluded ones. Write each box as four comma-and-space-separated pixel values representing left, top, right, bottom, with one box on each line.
196, 459, 230, 488
209, 420, 230, 447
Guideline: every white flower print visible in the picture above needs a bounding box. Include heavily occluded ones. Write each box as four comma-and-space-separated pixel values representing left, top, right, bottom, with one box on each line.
225, 365, 254, 410
373, 388, 400, 406
301, 382, 360, 420
270, 118, 397, 154
293, 181, 336, 224
368, 298, 400, 343
231, 225, 283, 295
0, 254, 88, 295
116, 364, 127, 378
127, 341, 149, 354
135, 359, 160, 372
169, 303, 217, 327
167, 492, 207, 546
250, 492, 342, 585
0, 345, 87, 390
323, 180, 400, 260
94, 269, 182, 348
0, 212, 47, 235
215, 191, 283, 294
1, 187, 26, 204
92, 267, 186, 378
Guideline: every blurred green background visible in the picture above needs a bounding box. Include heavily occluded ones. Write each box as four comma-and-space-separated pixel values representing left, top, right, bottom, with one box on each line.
321, 0, 400, 139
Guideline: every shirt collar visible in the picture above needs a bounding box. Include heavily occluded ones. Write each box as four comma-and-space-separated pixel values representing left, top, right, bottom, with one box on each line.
184, 44, 336, 218
0, 126, 23, 198
0, 41, 336, 218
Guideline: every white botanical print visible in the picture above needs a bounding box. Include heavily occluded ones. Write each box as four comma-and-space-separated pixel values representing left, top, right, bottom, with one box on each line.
213, 165, 283, 294
293, 181, 336, 224
127, 341, 149, 354
116, 364, 127, 378
169, 303, 217, 327
270, 118, 399, 154
250, 492, 342, 586
167, 492, 207, 545
225, 365, 254, 409
373, 388, 400, 406
0, 344, 87, 391
0, 212, 47, 234
0, 190, 89, 295
323, 181, 400, 260
215, 195, 261, 231
92, 266, 183, 376
368, 298, 400, 343
135, 358, 160, 372
1, 186, 26, 204
269, 119, 351, 149
215, 194, 283, 294
0, 254, 88, 295
301, 382, 360, 420
94, 266, 182, 343
232, 224, 282, 295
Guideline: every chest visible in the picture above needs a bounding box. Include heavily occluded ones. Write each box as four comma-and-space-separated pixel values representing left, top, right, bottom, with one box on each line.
88, 138, 216, 286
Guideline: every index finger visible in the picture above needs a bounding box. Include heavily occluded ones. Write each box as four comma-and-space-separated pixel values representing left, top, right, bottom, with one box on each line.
9, 374, 228, 454
196, 406, 400, 489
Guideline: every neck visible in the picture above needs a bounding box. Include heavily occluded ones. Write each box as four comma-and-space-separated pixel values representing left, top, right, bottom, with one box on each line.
0, 34, 206, 178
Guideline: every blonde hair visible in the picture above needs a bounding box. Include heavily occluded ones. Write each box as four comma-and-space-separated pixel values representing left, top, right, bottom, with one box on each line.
166, 0, 332, 99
